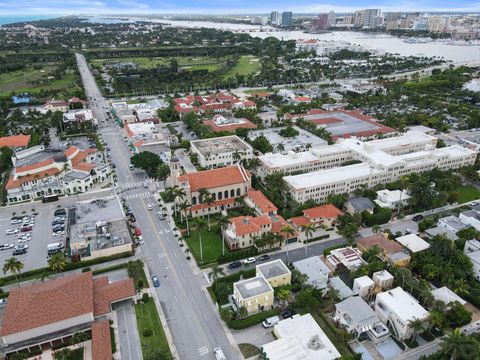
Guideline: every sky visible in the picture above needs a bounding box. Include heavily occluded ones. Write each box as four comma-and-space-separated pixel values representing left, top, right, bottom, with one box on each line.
1, 0, 480, 16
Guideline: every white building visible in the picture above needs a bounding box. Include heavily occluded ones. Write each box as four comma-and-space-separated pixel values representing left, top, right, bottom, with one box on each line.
431, 287, 466, 306
353, 276, 375, 299
265, 131, 476, 204
459, 210, 480, 232
62, 109, 93, 124
262, 314, 341, 360
292, 257, 331, 291
464, 239, 480, 280
190, 135, 254, 169
395, 234, 431, 253
438, 215, 468, 234
374, 287, 429, 340
375, 189, 411, 209
327, 246, 366, 271
372, 270, 394, 290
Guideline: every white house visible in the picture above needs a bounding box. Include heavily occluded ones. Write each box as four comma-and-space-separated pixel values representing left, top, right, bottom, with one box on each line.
374, 287, 429, 340
464, 239, 480, 281
395, 234, 431, 253
292, 257, 331, 291
375, 189, 411, 209
438, 215, 468, 234
459, 210, 480, 232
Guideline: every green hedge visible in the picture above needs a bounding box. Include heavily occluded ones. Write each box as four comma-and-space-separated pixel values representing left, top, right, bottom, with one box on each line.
323, 243, 347, 256
92, 263, 128, 275
217, 247, 258, 264
228, 309, 280, 330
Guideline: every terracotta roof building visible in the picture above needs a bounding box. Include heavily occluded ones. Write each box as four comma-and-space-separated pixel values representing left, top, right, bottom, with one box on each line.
91, 320, 113, 360
245, 189, 278, 216
290, 204, 343, 230
175, 164, 252, 218
0, 272, 135, 355
0, 135, 30, 148
357, 234, 411, 267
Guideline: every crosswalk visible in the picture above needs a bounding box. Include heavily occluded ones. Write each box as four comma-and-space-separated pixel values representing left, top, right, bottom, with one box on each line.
117, 181, 152, 190
123, 191, 152, 200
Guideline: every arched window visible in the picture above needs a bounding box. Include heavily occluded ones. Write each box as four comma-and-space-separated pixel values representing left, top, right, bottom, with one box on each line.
236, 188, 241, 196
212, 193, 216, 201
192, 196, 197, 205
218, 191, 222, 200
230, 189, 235, 198
224, 190, 228, 198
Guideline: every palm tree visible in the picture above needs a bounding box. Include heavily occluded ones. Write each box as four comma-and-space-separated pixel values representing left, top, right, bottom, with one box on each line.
209, 265, 225, 283
237, 306, 248, 319
218, 215, 230, 256
3, 257, 24, 287
301, 222, 315, 257
408, 318, 425, 342
173, 186, 186, 217
232, 150, 242, 163
280, 224, 295, 264
440, 328, 466, 360
204, 193, 214, 231
194, 218, 206, 263
452, 278, 470, 296
178, 201, 191, 235
372, 224, 381, 234
429, 310, 445, 334
328, 287, 340, 306
48, 253, 67, 276
276, 142, 285, 152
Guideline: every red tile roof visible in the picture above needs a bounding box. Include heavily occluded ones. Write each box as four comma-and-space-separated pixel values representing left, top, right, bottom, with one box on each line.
289, 216, 310, 228
71, 150, 88, 166
64, 146, 79, 158
293, 96, 311, 103
91, 320, 113, 360
303, 204, 344, 219
0, 135, 30, 148
5, 167, 61, 189
73, 163, 96, 172
16, 158, 55, 173
310, 117, 343, 125
0, 273, 94, 336
230, 215, 272, 236
271, 215, 297, 238
247, 189, 277, 214
203, 118, 257, 133
93, 277, 135, 317
357, 234, 404, 254
178, 165, 250, 192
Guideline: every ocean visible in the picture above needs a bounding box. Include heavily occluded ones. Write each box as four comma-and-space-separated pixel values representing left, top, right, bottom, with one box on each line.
0, 15, 56, 26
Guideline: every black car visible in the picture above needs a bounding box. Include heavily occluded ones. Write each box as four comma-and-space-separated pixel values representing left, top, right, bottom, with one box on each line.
13, 248, 27, 255
52, 225, 65, 232
54, 209, 67, 216
228, 261, 242, 269
281, 309, 296, 319
258, 254, 270, 261
412, 215, 424, 222
52, 220, 65, 226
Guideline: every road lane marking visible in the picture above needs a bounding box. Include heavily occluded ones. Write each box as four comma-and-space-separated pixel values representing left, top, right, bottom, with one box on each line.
197, 346, 209, 356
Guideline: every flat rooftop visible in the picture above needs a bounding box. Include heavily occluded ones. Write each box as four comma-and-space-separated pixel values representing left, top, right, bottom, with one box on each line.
75, 196, 124, 224
396, 234, 431, 253
377, 287, 428, 321
293, 257, 331, 280
234, 276, 273, 299
257, 259, 291, 280
190, 135, 252, 156
248, 126, 327, 153
15, 147, 66, 167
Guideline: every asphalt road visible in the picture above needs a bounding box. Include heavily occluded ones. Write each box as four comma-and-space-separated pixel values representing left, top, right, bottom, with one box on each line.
115, 300, 143, 360
174, 148, 197, 173
76, 53, 241, 360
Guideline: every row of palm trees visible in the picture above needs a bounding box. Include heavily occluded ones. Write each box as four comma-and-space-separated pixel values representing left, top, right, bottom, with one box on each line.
3, 253, 68, 287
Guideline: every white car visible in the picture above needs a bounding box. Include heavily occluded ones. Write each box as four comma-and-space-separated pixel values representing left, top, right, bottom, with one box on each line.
243, 257, 256, 265
11, 219, 22, 225
213, 347, 227, 360
17, 238, 29, 243
14, 244, 28, 250
53, 231, 65, 237
0, 244, 14, 250
5, 229, 19, 235
146, 204, 153, 211
18, 234, 31, 240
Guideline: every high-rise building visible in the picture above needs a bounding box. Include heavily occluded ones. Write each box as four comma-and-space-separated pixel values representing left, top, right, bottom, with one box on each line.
282, 12, 293, 27
327, 11, 336, 27
354, 10, 366, 27
312, 13, 329, 30
427, 16, 449, 32
270, 11, 280, 26
364, 9, 381, 28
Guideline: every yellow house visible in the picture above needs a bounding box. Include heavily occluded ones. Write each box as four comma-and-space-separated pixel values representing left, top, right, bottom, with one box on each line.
233, 276, 274, 314
256, 259, 291, 288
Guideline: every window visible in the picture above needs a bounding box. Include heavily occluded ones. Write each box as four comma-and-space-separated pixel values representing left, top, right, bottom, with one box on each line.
224, 190, 228, 198
218, 191, 222, 200
230, 189, 235, 197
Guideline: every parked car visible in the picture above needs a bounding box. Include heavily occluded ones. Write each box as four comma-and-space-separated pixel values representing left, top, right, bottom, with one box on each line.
52, 220, 65, 226
13, 248, 27, 255
18, 235, 31, 241
262, 315, 280, 328
243, 257, 256, 265
54, 210, 66, 217
412, 215, 424, 222
258, 254, 270, 261
53, 231, 65, 237
281, 309, 296, 319
14, 244, 28, 251
228, 261, 242, 269
11, 219, 22, 225
52, 226, 65, 232
152, 275, 160, 287
5, 229, 19, 235
0, 244, 14, 250
157, 211, 165, 220
54, 216, 66, 222
20, 226, 32, 232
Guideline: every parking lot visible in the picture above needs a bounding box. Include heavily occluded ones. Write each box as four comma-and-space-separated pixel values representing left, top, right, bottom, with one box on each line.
0, 203, 69, 272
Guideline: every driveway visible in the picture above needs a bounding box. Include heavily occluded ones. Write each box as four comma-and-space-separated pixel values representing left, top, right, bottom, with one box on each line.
174, 148, 197, 173
115, 300, 142, 360
359, 220, 418, 238
231, 323, 275, 348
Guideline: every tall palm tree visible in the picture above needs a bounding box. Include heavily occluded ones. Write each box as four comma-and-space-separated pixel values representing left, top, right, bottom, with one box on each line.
204, 193, 214, 231
452, 278, 470, 296
280, 224, 295, 264
408, 318, 425, 341
48, 253, 67, 276
429, 310, 445, 334
440, 328, 467, 360
232, 150, 242, 164
3, 257, 24, 287
173, 186, 186, 217
194, 218, 206, 263
301, 223, 315, 257
218, 215, 230, 256
209, 265, 225, 283
178, 201, 191, 236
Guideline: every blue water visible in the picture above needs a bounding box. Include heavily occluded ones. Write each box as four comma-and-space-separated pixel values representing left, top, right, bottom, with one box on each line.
0, 15, 56, 26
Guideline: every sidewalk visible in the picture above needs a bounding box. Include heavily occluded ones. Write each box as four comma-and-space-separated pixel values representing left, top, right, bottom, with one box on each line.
1, 255, 138, 292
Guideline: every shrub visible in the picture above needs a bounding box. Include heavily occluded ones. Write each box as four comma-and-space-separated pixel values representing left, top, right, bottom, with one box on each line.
217, 247, 258, 264
82, 267, 91, 273
142, 293, 150, 303
228, 309, 280, 330
143, 328, 153, 337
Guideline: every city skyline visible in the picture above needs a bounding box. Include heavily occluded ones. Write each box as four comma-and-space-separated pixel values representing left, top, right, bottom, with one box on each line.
1, 0, 480, 16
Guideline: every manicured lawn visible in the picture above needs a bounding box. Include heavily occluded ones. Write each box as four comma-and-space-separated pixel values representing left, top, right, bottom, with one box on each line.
0, 65, 77, 96
456, 185, 480, 203
135, 299, 172, 358
92, 56, 229, 70
238, 343, 261, 358
184, 64, 221, 72
223, 55, 261, 79
184, 228, 228, 265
